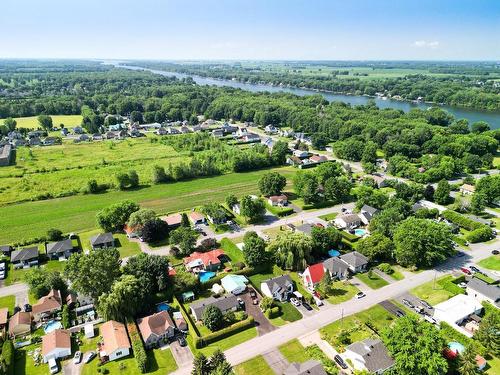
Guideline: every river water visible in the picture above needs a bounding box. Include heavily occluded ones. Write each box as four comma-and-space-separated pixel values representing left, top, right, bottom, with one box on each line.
117, 64, 500, 129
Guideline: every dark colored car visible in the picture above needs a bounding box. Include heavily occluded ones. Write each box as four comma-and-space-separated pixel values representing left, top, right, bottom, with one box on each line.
178, 336, 187, 347
334, 355, 348, 369
249, 289, 257, 298
492, 250, 499, 255
395, 310, 405, 318
84, 351, 96, 364
302, 302, 313, 311
470, 266, 481, 273
24, 304, 32, 312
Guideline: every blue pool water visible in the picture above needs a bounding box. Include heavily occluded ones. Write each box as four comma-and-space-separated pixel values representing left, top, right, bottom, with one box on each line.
199, 271, 216, 283
44, 320, 62, 334
157, 303, 171, 312
355, 229, 367, 236
448, 342, 465, 354
328, 250, 340, 257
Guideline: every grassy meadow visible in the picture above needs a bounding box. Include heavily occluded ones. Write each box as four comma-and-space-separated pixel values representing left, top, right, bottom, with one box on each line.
0, 114, 83, 129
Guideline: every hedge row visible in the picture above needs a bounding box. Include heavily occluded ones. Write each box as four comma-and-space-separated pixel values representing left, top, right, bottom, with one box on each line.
126, 321, 147, 373
193, 317, 255, 349
341, 231, 360, 243
266, 204, 294, 217
442, 210, 483, 231
437, 276, 466, 296
1, 340, 14, 375
465, 226, 494, 243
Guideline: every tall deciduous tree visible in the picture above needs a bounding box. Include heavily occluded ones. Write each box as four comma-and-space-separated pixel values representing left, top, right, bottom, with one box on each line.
434, 179, 451, 205
258, 172, 287, 196
356, 232, 394, 261
37, 114, 53, 130
202, 305, 224, 332
311, 226, 342, 257
169, 227, 198, 255
459, 346, 481, 375
240, 195, 265, 223
474, 308, 500, 356
243, 232, 270, 268
98, 275, 144, 322
268, 232, 312, 271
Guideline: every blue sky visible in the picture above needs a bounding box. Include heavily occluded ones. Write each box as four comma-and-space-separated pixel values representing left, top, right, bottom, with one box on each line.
1, 0, 499, 60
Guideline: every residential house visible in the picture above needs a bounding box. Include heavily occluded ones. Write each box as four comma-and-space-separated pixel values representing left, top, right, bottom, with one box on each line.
433, 295, 483, 337
42, 329, 72, 363
139, 122, 161, 130
466, 277, 500, 307
221, 123, 238, 135
261, 137, 275, 150
212, 129, 224, 138
189, 212, 206, 225
32, 289, 63, 322
180, 126, 191, 134
231, 203, 241, 215
323, 256, 350, 280
302, 263, 325, 290
60, 128, 69, 136
72, 126, 84, 134
190, 294, 240, 321
367, 174, 389, 188
339, 251, 369, 273
309, 155, 328, 164
76, 134, 90, 142
287, 155, 304, 167
242, 133, 260, 143
43, 137, 61, 146
268, 195, 288, 207
334, 214, 362, 229
359, 205, 379, 225
0, 144, 12, 166
172, 311, 188, 332
45, 239, 75, 260
8, 311, 31, 338
90, 232, 115, 250
265, 125, 278, 134
92, 133, 103, 141
221, 275, 249, 295
162, 213, 183, 228
236, 127, 248, 137
260, 275, 294, 302
279, 129, 294, 138
156, 127, 167, 136
460, 184, 476, 195
137, 311, 176, 349
184, 249, 225, 272
124, 225, 140, 239
284, 360, 327, 375
0, 308, 8, 330
293, 150, 309, 159
11, 246, 39, 269
29, 137, 42, 146
0, 245, 12, 257
100, 320, 131, 361
343, 338, 394, 374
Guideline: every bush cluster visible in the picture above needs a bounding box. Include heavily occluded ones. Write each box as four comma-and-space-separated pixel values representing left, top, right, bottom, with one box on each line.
465, 226, 494, 243
126, 321, 147, 373
442, 210, 483, 231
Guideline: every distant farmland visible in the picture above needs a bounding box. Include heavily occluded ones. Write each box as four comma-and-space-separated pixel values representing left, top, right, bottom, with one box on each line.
0, 114, 82, 129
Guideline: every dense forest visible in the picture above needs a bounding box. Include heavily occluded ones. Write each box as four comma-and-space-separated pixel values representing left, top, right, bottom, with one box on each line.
129, 61, 500, 111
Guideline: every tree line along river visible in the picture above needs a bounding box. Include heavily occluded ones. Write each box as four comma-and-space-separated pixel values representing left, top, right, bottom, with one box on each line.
116, 64, 500, 129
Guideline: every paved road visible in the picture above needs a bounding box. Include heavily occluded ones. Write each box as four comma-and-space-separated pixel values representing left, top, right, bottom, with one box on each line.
170, 239, 498, 374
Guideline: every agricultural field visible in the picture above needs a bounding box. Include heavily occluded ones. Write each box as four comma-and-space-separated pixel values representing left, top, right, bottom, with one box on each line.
0, 166, 296, 244
0, 114, 83, 129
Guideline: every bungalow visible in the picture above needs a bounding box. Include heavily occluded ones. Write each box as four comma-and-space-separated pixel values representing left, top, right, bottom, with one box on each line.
334, 214, 362, 229
433, 295, 483, 337
42, 329, 72, 363
0, 245, 12, 257
221, 123, 238, 135
284, 360, 327, 375
73, 126, 84, 134
32, 289, 63, 322
92, 133, 103, 141
184, 249, 226, 272
221, 275, 249, 295
137, 311, 176, 349
29, 137, 42, 146
11, 246, 39, 269
302, 263, 325, 290
466, 277, 500, 307
261, 137, 275, 150
156, 127, 167, 136
100, 320, 131, 362
76, 134, 90, 142
261, 275, 294, 302
212, 129, 224, 138
323, 256, 350, 280
343, 338, 394, 374
293, 150, 309, 159
167, 128, 181, 135
265, 125, 278, 134
236, 127, 248, 137
287, 156, 304, 167
90, 232, 115, 250
9, 311, 31, 338
339, 251, 369, 273
180, 126, 191, 134
45, 239, 74, 260
124, 225, 141, 239
43, 137, 61, 146
367, 174, 389, 188
190, 294, 240, 322
359, 205, 379, 225
162, 213, 183, 228
242, 133, 260, 143
268, 195, 288, 207
309, 155, 328, 164
189, 211, 206, 225
460, 184, 476, 195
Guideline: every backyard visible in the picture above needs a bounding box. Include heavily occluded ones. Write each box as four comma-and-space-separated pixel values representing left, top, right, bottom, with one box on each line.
0, 295, 16, 314
78, 229, 141, 258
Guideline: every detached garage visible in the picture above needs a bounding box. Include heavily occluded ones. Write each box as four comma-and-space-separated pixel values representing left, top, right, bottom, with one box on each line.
221, 275, 249, 295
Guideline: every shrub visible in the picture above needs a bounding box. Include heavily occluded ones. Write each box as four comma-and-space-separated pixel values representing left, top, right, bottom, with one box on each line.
437, 276, 466, 296
377, 263, 393, 274
202, 305, 224, 332
47, 228, 63, 241
265, 306, 280, 319
194, 317, 255, 348
126, 321, 147, 373
442, 210, 482, 231
465, 226, 494, 243
1, 340, 14, 375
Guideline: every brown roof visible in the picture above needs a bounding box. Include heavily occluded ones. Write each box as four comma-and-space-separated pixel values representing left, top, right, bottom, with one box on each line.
0, 308, 8, 325
137, 311, 175, 340
42, 329, 71, 356
101, 320, 131, 354
189, 212, 205, 221
8, 311, 31, 336
269, 194, 288, 202
32, 289, 62, 315
162, 213, 183, 226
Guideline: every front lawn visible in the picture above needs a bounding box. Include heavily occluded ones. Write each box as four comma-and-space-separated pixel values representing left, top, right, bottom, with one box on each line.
319, 212, 338, 221
410, 275, 459, 305
78, 229, 141, 258
326, 281, 360, 304
197, 327, 258, 357
146, 349, 178, 374
478, 255, 500, 271
0, 295, 16, 314
356, 271, 389, 289
269, 301, 302, 326
234, 355, 274, 375
278, 339, 309, 363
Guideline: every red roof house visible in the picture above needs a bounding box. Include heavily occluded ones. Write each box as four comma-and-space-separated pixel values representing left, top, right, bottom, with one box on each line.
184, 249, 225, 272
302, 263, 325, 289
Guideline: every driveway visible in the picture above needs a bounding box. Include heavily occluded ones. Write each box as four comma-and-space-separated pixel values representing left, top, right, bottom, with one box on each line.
395, 292, 434, 316
262, 348, 289, 374
63, 358, 82, 375
295, 303, 316, 317
170, 339, 193, 368
378, 300, 405, 317
241, 290, 275, 335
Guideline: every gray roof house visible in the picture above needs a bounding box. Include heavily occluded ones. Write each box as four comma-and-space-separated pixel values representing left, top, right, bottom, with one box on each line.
11, 247, 39, 268
360, 205, 379, 225
339, 251, 369, 273
190, 294, 239, 322
90, 233, 115, 250
466, 277, 500, 307
260, 275, 294, 302
323, 257, 350, 280
344, 338, 394, 374
284, 360, 327, 375
0, 245, 12, 256
46, 239, 74, 260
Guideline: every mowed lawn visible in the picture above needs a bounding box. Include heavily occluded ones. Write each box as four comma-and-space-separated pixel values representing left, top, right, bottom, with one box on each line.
278, 339, 309, 363
0, 114, 83, 129
234, 355, 274, 375
478, 255, 500, 271
411, 275, 458, 306
0, 167, 295, 244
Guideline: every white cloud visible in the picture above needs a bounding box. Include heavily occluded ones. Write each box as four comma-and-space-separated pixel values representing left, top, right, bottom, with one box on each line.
413, 40, 440, 49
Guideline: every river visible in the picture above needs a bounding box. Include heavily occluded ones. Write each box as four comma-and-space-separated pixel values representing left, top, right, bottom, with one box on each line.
116, 64, 500, 129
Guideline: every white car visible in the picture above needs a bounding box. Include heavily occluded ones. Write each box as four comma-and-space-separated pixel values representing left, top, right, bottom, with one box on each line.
73, 351, 82, 364
458, 282, 468, 289
290, 297, 301, 307
48, 358, 59, 374
424, 315, 437, 324
356, 292, 366, 299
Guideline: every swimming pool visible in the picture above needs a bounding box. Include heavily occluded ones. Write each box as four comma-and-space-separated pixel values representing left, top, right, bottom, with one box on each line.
199, 271, 216, 283
354, 229, 367, 236
156, 302, 171, 312
448, 342, 465, 354
44, 320, 62, 334
328, 250, 340, 257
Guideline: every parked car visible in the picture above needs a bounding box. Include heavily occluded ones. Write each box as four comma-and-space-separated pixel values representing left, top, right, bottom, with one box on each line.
0, 261, 5, 271
402, 299, 413, 308
313, 291, 323, 300
334, 355, 348, 370
48, 358, 59, 374
252, 298, 259, 305
492, 250, 499, 255
83, 351, 96, 364
290, 297, 301, 307
73, 351, 82, 364
469, 266, 481, 273
237, 297, 245, 307
420, 300, 432, 310
24, 304, 32, 312
460, 267, 472, 275
458, 282, 468, 288
424, 315, 437, 324
178, 336, 187, 347
249, 289, 257, 298
414, 305, 425, 314
302, 302, 313, 311
356, 292, 366, 299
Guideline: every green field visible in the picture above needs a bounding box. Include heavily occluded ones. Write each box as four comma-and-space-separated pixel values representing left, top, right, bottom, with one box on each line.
0, 166, 295, 244
478, 255, 500, 271
234, 355, 274, 375
0, 114, 83, 129
278, 339, 309, 363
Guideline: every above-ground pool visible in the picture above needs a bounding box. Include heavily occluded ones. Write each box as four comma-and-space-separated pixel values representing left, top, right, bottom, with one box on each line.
156, 302, 171, 312
355, 229, 367, 236
328, 250, 340, 257
199, 271, 216, 283
448, 342, 465, 354
44, 320, 62, 334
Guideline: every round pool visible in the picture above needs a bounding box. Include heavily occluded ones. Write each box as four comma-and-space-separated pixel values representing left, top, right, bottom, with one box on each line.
328, 250, 340, 257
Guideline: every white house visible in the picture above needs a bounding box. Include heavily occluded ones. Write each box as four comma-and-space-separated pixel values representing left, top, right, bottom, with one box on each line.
268, 195, 288, 207
460, 184, 476, 195
293, 150, 309, 159
42, 329, 71, 363
466, 277, 500, 307
261, 275, 294, 302
343, 338, 394, 374
100, 320, 131, 361
334, 214, 362, 229
433, 295, 483, 337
